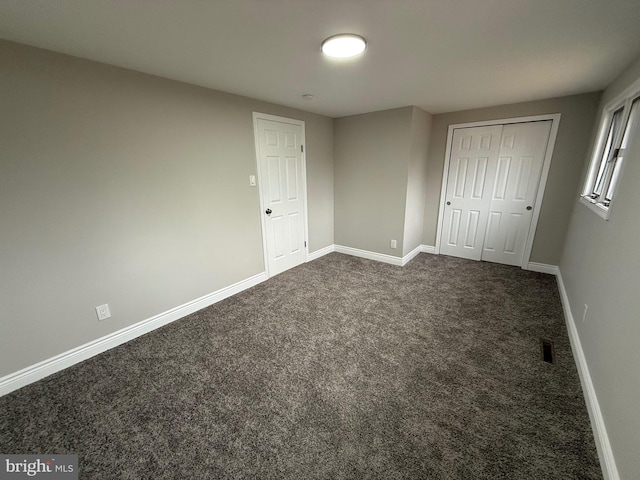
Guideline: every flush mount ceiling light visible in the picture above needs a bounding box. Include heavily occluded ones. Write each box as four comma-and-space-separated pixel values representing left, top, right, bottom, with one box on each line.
321, 34, 367, 58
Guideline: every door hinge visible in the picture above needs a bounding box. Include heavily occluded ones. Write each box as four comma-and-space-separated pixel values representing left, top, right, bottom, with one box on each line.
304, 241, 307, 247
301, 145, 304, 153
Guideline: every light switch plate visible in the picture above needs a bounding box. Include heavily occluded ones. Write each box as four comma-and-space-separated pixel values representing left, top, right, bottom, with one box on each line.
249, 175, 256, 186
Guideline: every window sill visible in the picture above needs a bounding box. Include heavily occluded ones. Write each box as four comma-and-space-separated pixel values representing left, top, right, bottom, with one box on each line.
580, 195, 611, 220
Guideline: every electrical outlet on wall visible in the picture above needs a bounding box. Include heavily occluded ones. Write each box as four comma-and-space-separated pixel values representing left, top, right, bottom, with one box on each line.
390, 239, 397, 249
96, 304, 111, 321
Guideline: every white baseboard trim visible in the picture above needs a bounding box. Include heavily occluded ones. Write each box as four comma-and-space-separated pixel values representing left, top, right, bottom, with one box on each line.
0, 271, 268, 397
556, 270, 619, 480
421, 245, 437, 254
307, 244, 335, 261
525, 261, 559, 275
401, 245, 422, 266
334, 244, 428, 267
335, 245, 403, 266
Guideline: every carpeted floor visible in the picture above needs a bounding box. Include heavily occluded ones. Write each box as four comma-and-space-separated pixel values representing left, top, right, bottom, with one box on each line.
0, 253, 602, 479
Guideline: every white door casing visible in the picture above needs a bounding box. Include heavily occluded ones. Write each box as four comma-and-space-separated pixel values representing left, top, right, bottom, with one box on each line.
482, 121, 552, 266
439, 125, 503, 260
436, 115, 560, 268
253, 113, 308, 277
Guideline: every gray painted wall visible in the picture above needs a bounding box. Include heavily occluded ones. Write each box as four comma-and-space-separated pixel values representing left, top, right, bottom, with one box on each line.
403, 107, 432, 256
560, 54, 640, 480
334, 107, 413, 255
0, 40, 334, 376
422, 92, 601, 265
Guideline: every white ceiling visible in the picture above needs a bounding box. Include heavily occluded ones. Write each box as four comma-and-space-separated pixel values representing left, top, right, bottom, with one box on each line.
1, 0, 640, 118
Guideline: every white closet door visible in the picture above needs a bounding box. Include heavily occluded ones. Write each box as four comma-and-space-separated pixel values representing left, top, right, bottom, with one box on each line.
481, 121, 552, 266
439, 120, 552, 267
439, 125, 502, 260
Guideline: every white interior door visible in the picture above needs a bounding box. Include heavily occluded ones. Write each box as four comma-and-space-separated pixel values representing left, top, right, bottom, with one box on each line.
255, 115, 307, 276
439, 120, 552, 267
439, 125, 503, 260
482, 121, 552, 266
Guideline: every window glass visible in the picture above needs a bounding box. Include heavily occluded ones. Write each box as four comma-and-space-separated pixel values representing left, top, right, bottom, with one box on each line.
606, 97, 640, 202
593, 107, 623, 198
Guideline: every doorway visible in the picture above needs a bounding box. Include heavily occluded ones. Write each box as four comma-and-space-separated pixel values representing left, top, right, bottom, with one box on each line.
253, 113, 308, 277
436, 115, 560, 268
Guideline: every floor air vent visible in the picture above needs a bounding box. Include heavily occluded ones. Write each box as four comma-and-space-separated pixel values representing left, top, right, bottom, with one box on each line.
540, 338, 556, 364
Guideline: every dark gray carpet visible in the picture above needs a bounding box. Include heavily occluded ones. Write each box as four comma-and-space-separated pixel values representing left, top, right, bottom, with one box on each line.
0, 253, 602, 479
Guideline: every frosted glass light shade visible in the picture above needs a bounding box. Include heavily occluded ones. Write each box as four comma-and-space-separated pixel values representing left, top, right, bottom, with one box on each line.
321, 34, 367, 58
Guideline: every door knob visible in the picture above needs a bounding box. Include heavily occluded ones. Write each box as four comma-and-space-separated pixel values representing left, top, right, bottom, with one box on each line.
446, 201, 451, 206
265, 208, 272, 215
526, 205, 532, 211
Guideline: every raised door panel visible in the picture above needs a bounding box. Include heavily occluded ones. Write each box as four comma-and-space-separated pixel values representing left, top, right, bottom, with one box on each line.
439, 125, 502, 261
481, 121, 552, 266
267, 156, 282, 204
271, 214, 286, 259
288, 212, 302, 254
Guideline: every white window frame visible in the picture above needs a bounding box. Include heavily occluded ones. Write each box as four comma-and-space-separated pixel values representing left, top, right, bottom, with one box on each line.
580, 78, 640, 220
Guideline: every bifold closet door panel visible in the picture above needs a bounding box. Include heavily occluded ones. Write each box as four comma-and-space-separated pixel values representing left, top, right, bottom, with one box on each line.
481, 120, 552, 266
440, 125, 502, 261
